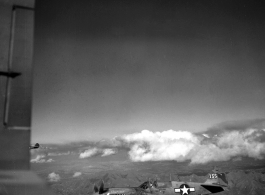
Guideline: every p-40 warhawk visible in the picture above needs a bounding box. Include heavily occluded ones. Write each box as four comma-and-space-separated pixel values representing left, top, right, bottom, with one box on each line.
149, 167, 229, 195
29, 143, 40, 149
93, 180, 154, 195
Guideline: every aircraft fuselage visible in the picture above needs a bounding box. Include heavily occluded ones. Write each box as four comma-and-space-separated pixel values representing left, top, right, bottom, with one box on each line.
153, 181, 226, 195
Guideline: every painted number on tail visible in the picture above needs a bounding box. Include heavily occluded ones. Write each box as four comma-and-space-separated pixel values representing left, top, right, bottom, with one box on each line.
209, 174, 217, 179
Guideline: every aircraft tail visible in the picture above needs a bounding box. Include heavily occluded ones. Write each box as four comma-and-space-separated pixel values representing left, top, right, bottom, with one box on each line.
99, 181, 105, 194
93, 181, 107, 194
204, 167, 228, 187
94, 184, 99, 194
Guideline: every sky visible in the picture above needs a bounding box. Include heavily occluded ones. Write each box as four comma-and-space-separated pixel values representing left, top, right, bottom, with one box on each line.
32, 0, 265, 144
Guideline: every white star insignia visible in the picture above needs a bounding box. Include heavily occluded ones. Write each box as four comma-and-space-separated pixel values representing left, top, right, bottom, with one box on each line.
174, 184, 195, 195
180, 185, 189, 195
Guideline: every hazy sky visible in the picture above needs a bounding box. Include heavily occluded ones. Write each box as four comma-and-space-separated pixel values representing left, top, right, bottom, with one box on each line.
32, 0, 265, 143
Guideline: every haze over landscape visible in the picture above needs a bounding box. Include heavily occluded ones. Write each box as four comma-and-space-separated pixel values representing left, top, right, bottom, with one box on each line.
31, 0, 265, 194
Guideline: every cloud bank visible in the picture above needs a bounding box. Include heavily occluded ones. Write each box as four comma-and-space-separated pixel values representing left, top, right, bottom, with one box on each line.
30, 155, 54, 163
114, 123, 265, 164
101, 148, 116, 156
79, 148, 116, 158
79, 148, 99, 158
32, 119, 265, 164
48, 172, 60, 182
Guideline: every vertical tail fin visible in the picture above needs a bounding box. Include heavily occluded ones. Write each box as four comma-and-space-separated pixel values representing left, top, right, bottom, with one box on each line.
94, 184, 99, 193
204, 167, 228, 186
216, 172, 228, 186
99, 180, 105, 194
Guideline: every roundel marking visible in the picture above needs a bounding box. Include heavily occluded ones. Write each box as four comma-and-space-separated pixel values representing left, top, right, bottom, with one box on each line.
174, 184, 195, 195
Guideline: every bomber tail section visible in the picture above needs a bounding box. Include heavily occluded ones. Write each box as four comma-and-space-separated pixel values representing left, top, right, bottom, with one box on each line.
94, 184, 99, 194
200, 167, 229, 194
99, 181, 105, 194
93, 180, 108, 194
204, 166, 228, 187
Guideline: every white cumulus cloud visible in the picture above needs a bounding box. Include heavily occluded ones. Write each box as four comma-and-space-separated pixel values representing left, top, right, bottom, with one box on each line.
101, 148, 116, 157
79, 147, 116, 158
79, 148, 99, 158
48, 172, 60, 182
115, 128, 265, 164
73, 172, 82, 177
30, 155, 46, 163
30, 155, 54, 163
202, 134, 210, 138
119, 130, 200, 162
46, 158, 54, 162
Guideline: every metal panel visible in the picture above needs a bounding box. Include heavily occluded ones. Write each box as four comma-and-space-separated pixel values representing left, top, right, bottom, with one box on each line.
4, 7, 34, 129
0, 130, 30, 169
0, 4, 12, 131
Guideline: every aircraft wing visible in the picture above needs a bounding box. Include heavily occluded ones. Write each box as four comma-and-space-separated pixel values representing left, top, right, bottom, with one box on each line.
134, 187, 149, 195
94, 186, 143, 195
200, 184, 225, 194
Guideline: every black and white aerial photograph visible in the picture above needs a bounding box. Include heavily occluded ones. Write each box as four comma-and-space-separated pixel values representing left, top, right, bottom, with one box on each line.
0, 0, 265, 195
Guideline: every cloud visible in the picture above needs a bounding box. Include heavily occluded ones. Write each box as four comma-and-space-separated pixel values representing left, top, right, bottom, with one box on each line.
101, 149, 116, 156
73, 172, 82, 177
232, 156, 242, 161
115, 126, 265, 164
48, 172, 60, 182
117, 130, 201, 162
48, 151, 71, 156
202, 134, 210, 138
205, 118, 265, 136
79, 148, 116, 158
30, 155, 46, 163
31, 118, 265, 164
30, 155, 54, 163
46, 158, 54, 162
79, 148, 99, 158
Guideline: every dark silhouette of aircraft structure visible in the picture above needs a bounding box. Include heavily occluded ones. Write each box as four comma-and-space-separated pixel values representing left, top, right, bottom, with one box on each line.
93, 180, 154, 195
0, 70, 21, 78
148, 167, 229, 195
92, 167, 228, 195
29, 143, 40, 149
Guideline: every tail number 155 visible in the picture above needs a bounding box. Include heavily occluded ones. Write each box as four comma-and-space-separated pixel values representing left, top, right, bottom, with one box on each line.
209, 174, 217, 179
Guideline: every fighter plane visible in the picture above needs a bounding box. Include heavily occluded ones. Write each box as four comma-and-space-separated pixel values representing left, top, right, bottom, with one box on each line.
29, 143, 40, 149
93, 180, 154, 195
148, 167, 229, 195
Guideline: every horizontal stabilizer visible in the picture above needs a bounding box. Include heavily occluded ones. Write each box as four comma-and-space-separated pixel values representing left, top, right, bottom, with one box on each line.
201, 185, 224, 193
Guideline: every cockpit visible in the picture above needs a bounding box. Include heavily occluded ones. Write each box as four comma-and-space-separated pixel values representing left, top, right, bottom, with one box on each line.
139, 181, 150, 190
139, 180, 158, 190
